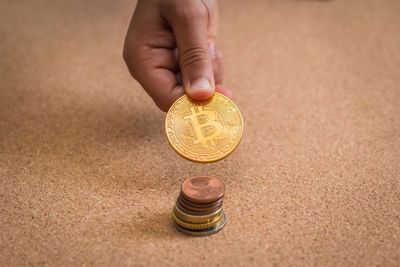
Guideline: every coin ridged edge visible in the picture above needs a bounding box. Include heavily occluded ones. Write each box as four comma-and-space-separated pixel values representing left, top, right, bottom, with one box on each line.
178, 196, 222, 212
173, 212, 226, 236
179, 195, 224, 209
180, 192, 224, 207
172, 209, 224, 230
173, 205, 223, 224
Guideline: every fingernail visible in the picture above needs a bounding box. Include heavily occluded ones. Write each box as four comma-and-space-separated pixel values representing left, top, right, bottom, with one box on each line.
209, 42, 215, 59
189, 78, 213, 91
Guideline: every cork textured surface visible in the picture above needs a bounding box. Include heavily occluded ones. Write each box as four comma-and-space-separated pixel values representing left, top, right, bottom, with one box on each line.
1, 0, 399, 265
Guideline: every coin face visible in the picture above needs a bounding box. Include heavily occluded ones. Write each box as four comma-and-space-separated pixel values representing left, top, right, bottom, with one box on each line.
181, 176, 224, 204
165, 92, 243, 163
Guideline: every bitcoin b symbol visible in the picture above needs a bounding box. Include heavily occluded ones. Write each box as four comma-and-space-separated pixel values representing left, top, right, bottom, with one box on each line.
184, 106, 223, 147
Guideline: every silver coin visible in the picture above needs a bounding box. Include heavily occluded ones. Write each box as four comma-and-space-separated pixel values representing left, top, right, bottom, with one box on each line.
173, 212, 226, 236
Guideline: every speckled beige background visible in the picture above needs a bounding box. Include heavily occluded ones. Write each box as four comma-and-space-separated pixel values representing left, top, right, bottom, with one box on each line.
1, 0, 399, 266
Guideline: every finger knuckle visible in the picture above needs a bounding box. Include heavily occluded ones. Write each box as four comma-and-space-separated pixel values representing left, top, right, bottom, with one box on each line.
123, 42, 134, 64
123, 53, 139, 79
123, 46, 150, 80
180, 47, 209, 70
174, 5, 208, 22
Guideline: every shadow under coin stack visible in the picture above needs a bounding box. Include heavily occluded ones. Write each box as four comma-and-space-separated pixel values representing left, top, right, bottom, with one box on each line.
172, 176, 226, 236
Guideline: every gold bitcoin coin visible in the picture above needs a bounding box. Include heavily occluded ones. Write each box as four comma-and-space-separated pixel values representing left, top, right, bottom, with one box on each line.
165, 93, 243, 163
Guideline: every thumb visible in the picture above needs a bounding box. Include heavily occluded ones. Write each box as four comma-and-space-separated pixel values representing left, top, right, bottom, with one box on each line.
167, 6, 214, 100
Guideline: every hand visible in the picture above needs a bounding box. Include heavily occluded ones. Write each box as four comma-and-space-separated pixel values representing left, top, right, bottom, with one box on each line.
123, 0, 233, 111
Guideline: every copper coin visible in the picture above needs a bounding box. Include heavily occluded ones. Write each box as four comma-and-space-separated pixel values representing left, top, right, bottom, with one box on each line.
178, 195, 221, 213
179, 193, 224, 209
180, 194, 223, 209
175, 200, 218, 216
178, 196, 222, 213
181, 176, 225, 204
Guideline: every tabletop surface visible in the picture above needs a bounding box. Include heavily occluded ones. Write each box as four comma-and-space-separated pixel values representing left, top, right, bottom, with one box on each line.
1, 0, 399, 265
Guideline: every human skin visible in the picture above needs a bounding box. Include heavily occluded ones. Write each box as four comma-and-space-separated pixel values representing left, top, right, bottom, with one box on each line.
123, 0, 233, 111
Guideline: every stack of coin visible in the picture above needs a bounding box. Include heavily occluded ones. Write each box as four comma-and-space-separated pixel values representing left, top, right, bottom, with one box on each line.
172, 176, 226, 236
